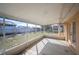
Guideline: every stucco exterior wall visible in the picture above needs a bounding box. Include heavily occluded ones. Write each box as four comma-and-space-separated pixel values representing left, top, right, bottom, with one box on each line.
63, 11, 79, 54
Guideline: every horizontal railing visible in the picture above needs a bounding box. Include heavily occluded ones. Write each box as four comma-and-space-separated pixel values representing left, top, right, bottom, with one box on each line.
0, 32, 64, 54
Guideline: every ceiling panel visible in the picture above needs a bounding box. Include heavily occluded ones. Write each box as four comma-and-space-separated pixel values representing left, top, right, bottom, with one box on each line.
0, 3, 78, 25
0, 3, 62, 25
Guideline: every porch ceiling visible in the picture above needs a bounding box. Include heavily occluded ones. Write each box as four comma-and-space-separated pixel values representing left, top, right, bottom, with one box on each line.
0, 3, 78, 25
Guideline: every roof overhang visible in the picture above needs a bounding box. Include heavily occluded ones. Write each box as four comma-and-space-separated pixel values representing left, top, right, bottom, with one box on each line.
0, 3, 78, 25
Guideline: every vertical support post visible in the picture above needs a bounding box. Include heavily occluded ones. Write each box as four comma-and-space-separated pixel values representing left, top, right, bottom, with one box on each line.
35, 25, 37, 35
3, 17, 5, 40
14, 24, 16, 35
42, 25, 45, 35
26, 23, 28, 41
40, 26, 42, 34
58, 23, 61, 37
43, 25, 46, 35
35, 25, 37, 33
36, 44, 38, 55
2, 17, 6, 54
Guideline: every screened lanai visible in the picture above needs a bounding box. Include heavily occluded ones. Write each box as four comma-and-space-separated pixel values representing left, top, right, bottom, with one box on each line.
0, 3, 79, 55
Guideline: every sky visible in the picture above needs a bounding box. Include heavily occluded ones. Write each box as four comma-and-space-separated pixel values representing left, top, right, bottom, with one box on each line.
0, 17, 41, 28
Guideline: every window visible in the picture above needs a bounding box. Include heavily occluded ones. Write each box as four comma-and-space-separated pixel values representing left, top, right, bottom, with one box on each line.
72, 21, 76, 43
0, 17, 42, 54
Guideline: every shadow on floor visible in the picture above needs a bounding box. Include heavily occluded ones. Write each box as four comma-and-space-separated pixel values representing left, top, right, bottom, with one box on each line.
38, 42, 74, 55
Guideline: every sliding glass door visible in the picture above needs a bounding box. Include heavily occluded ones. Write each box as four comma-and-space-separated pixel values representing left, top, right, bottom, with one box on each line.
70, 20, 76, 45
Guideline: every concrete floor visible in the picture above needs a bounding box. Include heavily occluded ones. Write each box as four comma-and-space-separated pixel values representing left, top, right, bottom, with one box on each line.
22, 38, 74, 55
